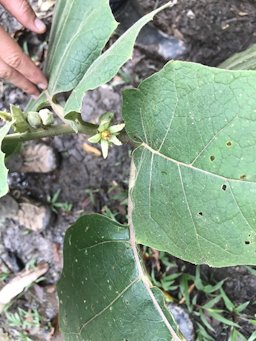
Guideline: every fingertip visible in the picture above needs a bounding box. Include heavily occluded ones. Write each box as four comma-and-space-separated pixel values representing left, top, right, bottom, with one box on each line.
34, 18, 46, 33
38, 82, 48, 90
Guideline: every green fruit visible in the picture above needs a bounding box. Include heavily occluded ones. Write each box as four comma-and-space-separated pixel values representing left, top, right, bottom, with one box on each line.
27, 111, 42, 129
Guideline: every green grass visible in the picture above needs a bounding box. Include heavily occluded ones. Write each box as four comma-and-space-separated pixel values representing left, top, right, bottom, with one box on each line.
5, 308, 41, 340
47, 189, 73, 213
144, 248, 256, 340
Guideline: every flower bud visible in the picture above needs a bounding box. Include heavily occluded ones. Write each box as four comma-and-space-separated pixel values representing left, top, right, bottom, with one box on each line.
27, 111, 42, 129
38, 109, 54, 126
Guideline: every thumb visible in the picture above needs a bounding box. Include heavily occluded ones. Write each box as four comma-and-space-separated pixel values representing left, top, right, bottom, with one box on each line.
0, 0, 46, 33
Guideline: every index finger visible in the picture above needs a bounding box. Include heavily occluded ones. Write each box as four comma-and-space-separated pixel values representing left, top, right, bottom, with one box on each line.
0, 0, 46, 33
0, 27, 48, 89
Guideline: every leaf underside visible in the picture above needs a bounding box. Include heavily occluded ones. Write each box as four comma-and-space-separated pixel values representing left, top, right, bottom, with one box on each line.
28, 0, 174, 118
63, 1, 174, 116
123, 61, 256, 267
46, 0, 117, 96
26, 0, 117, 112
58, 214, 181, 340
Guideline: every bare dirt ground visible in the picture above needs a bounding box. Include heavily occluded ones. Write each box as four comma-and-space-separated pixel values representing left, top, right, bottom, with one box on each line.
1, 0, 256, 340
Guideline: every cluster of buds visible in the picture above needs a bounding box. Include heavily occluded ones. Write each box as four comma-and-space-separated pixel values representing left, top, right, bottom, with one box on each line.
27, 109, 54, 129
88, 112, 125, 159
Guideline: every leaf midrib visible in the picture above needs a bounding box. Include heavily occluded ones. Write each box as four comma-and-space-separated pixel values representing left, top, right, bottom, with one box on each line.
141, 143, 253, 184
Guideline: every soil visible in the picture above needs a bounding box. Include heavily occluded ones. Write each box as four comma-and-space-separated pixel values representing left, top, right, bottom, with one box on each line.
139, 0, 256, 66
1, 0, 256, 340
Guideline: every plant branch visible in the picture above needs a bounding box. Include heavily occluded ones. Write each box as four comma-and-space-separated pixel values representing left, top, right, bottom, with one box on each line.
3, 122, 98, 143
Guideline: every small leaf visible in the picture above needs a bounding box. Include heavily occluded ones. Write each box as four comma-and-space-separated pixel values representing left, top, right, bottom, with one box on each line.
248, 331, 256, 341
220, 288, 235, 312
208, 310, 239, 327
10, 105, 29, 133
203, 280, 225, 294
202, 295, 222, 310
199, 310, 215, 332
0, 121, 14, 198
196, 322, 215, 341
235, 301, 250, 313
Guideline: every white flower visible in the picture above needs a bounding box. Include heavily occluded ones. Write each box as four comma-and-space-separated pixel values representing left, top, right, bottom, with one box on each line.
88, 112, 125, 159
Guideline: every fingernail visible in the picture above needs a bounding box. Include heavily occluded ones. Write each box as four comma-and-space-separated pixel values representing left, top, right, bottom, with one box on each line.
35, 18, 46, 32
38, 83, 47, 90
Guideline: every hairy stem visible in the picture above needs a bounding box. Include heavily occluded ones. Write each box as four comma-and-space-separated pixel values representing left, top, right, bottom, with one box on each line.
4, 122, 98, 143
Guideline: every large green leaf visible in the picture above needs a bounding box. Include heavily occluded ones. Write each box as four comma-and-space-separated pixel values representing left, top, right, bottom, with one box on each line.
58, 214, 182, 340
64, 1, 174, 116
122, 61, 256, 267
45, 0, 117, 96
0, 121, 14, 198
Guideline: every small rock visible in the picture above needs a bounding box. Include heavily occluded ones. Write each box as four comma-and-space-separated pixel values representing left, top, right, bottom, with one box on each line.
168, 303, 194, 341
18, 202, 51, 232
20, 143, 58, 173
187, 9, 195, 19
0, 195, 19, 223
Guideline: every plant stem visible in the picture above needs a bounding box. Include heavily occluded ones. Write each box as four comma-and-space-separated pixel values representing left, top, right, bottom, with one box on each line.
4, 122, 98, 143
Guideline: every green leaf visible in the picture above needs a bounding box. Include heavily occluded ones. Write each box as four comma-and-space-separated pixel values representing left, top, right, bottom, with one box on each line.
220, 288, 235, 312
25, 92, 49, 113
1, 139, 21, 159
196, 322, 215, 341
219, 43, 256, 70
208, 310, 239, 328
229, 328, 247, 341
64, 1, 175, 116
10, 105, 29, 133
45, 0, 117, 96
248, 331, 256, 341
58, 214, 182, 340
123, 61, 256, 266
202, 295, 222, 310
199, 309, 216, 332
0, 121, 14, 198
235, 301, 250, 313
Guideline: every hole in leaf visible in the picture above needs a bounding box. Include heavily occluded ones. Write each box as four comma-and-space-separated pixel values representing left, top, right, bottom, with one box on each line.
240, 174, 246, 180
210, 155, 215, 161
198, 212, 203, 216
245, 241, 250, 245
222, 184, 227, 191
226, 141, 232, 147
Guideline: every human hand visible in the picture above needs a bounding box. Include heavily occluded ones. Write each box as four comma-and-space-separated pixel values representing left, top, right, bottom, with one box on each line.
0, 0, 48, 97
